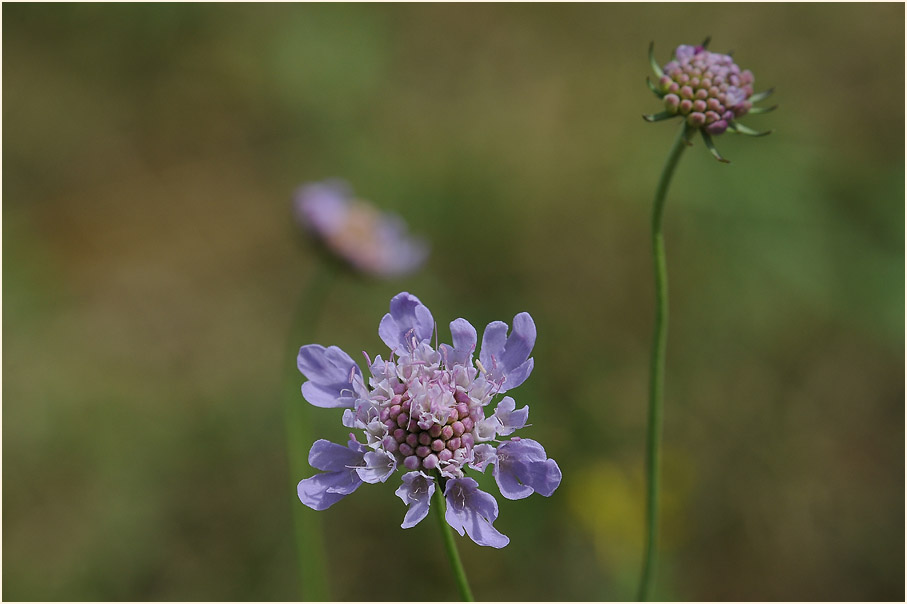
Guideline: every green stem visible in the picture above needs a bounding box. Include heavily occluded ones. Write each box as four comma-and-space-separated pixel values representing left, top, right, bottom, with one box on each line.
638, 123, 689, 602
432, 477, 475, 602
285, 261, 336, 601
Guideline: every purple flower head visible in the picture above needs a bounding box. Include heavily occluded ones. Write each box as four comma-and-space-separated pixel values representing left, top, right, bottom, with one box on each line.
644, 39, 775, 162
294, 180, 429, 278
295, 292, 561, 547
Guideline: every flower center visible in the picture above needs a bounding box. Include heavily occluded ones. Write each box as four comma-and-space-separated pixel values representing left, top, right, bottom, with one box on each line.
327, 200, 390, 272
377, 368, 481, 472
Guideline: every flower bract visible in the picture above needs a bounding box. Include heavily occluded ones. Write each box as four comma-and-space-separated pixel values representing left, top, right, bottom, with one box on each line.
296, 292, 562, 548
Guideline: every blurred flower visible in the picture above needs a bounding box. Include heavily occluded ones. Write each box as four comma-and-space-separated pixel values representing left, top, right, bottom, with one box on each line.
296, 292, 561, 548
294, 180, 429, 277
644, 39, 775, 162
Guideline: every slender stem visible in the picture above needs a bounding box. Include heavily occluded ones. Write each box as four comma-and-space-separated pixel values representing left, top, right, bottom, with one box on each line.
432, 477, 474, 602
285, 261, 336, 601
638, 123, 689, 602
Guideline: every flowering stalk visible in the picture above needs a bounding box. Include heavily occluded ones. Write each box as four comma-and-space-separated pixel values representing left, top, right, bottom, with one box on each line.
639, 40, 773, 600
284, 262, 335, 601
638, 122, 689, 602
432, 472, 474, 602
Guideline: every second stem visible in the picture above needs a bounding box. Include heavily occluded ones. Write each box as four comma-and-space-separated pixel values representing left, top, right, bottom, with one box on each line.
638, 123, 690, 602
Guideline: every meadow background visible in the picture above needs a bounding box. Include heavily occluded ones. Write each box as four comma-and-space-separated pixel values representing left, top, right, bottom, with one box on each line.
4, 3, 904, 601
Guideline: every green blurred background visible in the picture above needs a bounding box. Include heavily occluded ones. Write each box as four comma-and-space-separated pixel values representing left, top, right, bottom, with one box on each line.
4, 3, 904, 601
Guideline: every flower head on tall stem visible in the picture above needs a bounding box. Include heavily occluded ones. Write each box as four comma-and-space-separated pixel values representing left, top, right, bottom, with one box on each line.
294, 180, 429, 278
644, 38, 776, 162
296, 292, 561, 548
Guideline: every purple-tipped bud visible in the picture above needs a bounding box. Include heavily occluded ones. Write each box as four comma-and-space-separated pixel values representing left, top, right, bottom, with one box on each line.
701, 78, 712, 89
680, 85, 694, 100
405, 433, 418, 447
448, 408, 459, 423
462, 417, 475, 432
658, 75, 672, 92
416, 445, 431, 458
679, 99, 693, 115
447, 437, 462, 451
401, 399, 411, 412
429, 424, 443, 438
432, 439, 446, 452
384, 419, 397, 431
705, 110, 721, 124
733, 101, 752, 118
441, 425, 454, 440
423, 453, 439, 470
389, 404, 401, 419
687, 112, 706, 128
695, 89, 708, 100
379, 408, 390, 422
451, 421, 465, 436
722, 110, 735, 122
707, 98, 722, 112
668, 82, 680, 94
403, 455, 420, 470
394, 428, 406, 443
418, 432, 432, 446
438, 449, 453, 462
692, 99, 707, 113
399, 443, 414, 457
664, 93, 680, 114
706, 120, 728, 135
383, 436, 398, 452
456, 403, 470, 419
454, 389, 470, 404
396, 413, 409, 428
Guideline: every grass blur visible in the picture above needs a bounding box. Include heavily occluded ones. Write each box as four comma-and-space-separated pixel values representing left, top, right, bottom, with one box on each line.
3, 3, 904, 601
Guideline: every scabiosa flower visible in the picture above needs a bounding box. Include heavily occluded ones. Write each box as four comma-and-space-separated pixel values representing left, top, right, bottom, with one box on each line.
296, 292, 562, 548
294, 180, 429, 278
644, 38, 775, 162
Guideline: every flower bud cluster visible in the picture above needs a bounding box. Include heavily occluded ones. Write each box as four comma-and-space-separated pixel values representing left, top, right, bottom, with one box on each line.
658, 45, 754, 135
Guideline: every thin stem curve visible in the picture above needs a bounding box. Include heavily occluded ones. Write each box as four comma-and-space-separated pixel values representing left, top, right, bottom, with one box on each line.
638, 123, 689, 602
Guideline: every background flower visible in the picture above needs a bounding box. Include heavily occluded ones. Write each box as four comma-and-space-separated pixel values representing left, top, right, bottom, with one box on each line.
294, 180, 429, 278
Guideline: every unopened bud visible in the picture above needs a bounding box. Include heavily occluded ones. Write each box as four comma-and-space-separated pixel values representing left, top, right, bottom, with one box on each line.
687, 112, 706, 128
